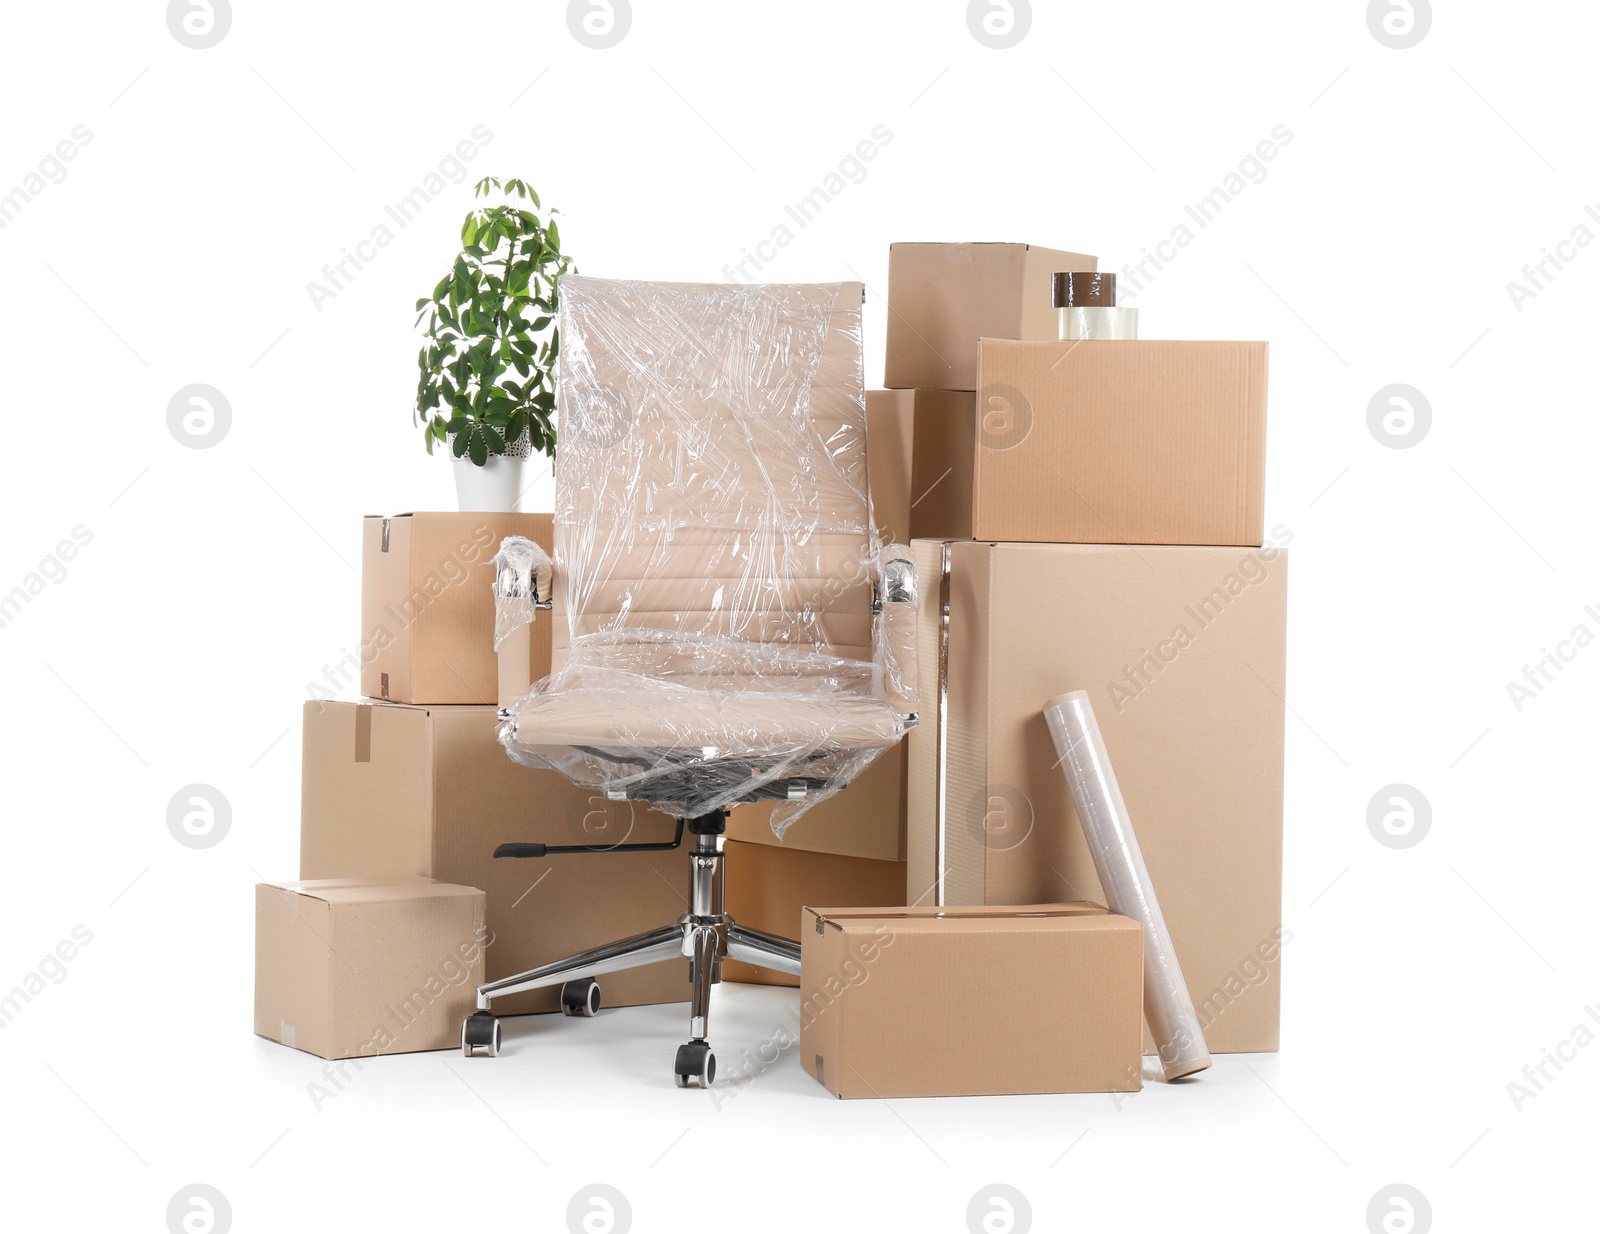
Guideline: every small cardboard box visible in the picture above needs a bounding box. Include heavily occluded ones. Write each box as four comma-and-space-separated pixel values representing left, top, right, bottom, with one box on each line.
300, 701, 688, 1015
907, 540, 1287, 1054
885, 242, 1097, 391
720, 840, 907, 988
800, 903, 1143, 1098
360, 512, 553, 704
254, 878, 485, 1059
910, 339, 1268, 546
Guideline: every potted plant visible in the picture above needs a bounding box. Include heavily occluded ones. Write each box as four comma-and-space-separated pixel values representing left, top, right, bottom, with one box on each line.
414, 176, 573, 511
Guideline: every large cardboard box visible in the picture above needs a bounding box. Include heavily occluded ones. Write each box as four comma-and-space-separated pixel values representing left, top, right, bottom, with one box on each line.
721, 841, 907, 988
911, 340, 1268, 546
360, 512, 553, 704
254, 878, 485, 1059
300, 701, 688, 1015
800, 903, 1143, 1098
908, 540, 1287, 1053
885, 242, 1096, 391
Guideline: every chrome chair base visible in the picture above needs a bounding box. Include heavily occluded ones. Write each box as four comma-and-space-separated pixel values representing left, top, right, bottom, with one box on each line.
461, 828, 800, 1087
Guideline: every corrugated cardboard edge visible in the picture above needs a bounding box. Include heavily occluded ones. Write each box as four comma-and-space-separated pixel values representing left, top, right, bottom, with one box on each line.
943, 542, 991, 905
906, 540, 947, 906
1244, 343, 1269, 542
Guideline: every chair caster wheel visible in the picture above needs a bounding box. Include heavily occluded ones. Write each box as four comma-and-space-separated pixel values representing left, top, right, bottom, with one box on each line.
674, 1041, 716, 1088
462, 1011, 501, 1057
560, 978, 602, 1017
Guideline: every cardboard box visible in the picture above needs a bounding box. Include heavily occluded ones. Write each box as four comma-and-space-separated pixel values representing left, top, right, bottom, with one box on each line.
727, 743, 906, 863
907, 540, 1287, 1053
360, 512, 554, 704
910, 340, 1268, 546
721, 841, 907, 988
300, 701, 689, 1015
890, 389, 978, 539
884, 242, 1096, 391
864, 389, 915, 546
800, 903, 1143, 1098
254, 878, 485, 1059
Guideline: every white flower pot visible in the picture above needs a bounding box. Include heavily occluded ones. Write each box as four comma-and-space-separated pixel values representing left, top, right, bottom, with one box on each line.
451, 452, 524, 512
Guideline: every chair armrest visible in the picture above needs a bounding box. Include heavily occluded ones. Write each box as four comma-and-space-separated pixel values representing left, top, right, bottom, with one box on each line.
876, 544, 920, 722
493, 535, 554, 710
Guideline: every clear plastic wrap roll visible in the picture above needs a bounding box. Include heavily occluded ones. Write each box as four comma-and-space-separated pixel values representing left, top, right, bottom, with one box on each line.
496, 276, 918, 831
1044, 690, 1211, 1080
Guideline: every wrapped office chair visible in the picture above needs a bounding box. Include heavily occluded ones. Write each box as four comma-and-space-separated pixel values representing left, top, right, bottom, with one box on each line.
461, 276, 919, 1086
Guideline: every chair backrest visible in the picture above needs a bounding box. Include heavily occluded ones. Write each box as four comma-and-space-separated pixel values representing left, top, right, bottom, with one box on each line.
550, 277, 875, 669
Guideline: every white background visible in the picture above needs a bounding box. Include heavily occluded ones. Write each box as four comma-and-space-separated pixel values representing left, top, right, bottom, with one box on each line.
2, 1, 1595, 1231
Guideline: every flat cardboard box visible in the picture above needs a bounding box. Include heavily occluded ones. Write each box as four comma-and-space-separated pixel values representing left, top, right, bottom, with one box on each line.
911, 340, 1268, 546
360, 512, 554, 704
300, 700, 688, 1015
254, 878, 485, 1059
800, 903, 1143, 1098
908, 540, 1287, 1054
727, 743, 906, 862
721, 841, 907, 988
884, 242, 1096, 391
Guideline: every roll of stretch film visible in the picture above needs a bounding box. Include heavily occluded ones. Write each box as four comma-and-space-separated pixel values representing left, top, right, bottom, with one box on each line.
1044, 690, 1211, 1080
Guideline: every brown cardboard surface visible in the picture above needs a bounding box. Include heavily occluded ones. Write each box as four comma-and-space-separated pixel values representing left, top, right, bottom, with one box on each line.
885, 243, 1097, 391
254, 878, 486, 1059
727, 743, 906, 862
720, 841, 907, 988
907, 541, 1287, 1054
902, 390, 979, 540
864, 389, 915, 546
799, 902, 1142, 1098
300, 700, 689, 1015
905, 539, 947, 920
360, 512, 554, 704
910, 340, 1267, 545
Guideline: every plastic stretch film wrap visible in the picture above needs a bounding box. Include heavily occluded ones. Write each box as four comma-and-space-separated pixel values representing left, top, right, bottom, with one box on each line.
1044, 690, 1211, 1080
497, 276, 918, 832
492, 536, 552, 650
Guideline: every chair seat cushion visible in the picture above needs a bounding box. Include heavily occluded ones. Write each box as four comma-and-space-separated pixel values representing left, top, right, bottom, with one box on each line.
499, 632, 902, 813
504, 631, 901, 755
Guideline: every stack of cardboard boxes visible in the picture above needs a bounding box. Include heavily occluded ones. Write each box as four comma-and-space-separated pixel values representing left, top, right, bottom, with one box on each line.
878, 242, 1287, 1059
256, 512, 696, 1058
254, 424, 928, 1058
255, 244, 1287, 1090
